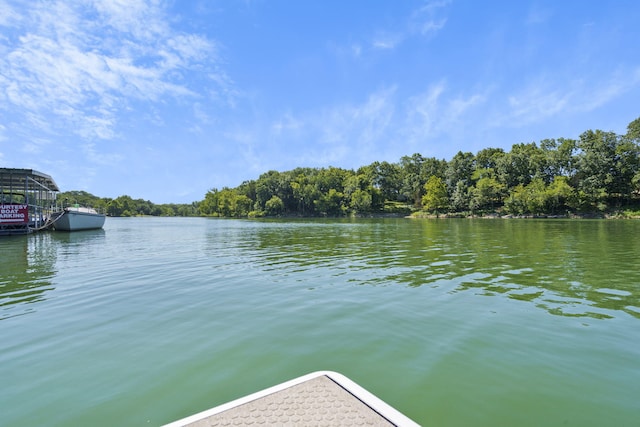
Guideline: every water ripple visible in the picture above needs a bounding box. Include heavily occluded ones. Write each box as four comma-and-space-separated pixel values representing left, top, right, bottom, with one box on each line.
1, 217, 639, 427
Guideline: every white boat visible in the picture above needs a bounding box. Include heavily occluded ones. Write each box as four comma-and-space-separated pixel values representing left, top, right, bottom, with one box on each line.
52, 206, 105, 231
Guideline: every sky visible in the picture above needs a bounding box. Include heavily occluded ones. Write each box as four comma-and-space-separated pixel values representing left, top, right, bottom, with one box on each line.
1, 1, 639, 204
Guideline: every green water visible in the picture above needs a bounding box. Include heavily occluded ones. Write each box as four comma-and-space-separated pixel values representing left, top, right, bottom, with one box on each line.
1, 217, 639, 426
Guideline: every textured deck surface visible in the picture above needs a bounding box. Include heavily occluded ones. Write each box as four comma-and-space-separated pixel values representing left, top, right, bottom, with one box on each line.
184, 375, 395, 426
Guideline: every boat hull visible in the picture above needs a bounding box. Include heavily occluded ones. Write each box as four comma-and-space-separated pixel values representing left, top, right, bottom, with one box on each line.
54, 210, 105, 231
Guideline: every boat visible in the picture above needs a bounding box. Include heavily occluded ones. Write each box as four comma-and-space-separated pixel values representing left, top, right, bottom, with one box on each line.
52, 205, 105, 231
163, 371, 419, 426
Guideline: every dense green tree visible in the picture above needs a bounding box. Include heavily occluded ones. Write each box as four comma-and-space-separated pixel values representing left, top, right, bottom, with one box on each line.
344, 174, 375, 213
106, 198, 123, 216
449, 181, 472, 212
475, 148, 505, 170
422, 176, 449, 215
524, 178, 548, 215
290, 174, 317, 215
264, 195, 284, 216
370, 161, 403, 202
496, 142, 546, 188
315, 167, 350, 194
575, 129, 618, 206
614, 137, 640, 203
200, 188, 248, 217
504, 178, 556, 215
445, 151, 475, 195
626, 117, 640, 141
546, 176, 574, 213
400, 153, 426, 206
349, 189, 373, 213
315, 188, 345, 216
255, 171, 291, 211
540, 138, 577, 179
471, 176, 504, 211
503, 184, 527, 215
236, 180, 257, 201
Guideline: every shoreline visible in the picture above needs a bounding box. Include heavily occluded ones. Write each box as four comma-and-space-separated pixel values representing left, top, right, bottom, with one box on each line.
407, 212, 640, 220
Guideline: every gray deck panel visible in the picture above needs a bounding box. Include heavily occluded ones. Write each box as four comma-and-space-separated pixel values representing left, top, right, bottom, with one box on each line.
184, 375, 395, 426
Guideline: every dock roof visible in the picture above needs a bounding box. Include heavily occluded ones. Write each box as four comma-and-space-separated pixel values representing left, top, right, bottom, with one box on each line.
0, 168, 60, 192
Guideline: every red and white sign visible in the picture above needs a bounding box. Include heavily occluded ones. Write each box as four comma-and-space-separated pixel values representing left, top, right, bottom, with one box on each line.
0, 204, 29, 224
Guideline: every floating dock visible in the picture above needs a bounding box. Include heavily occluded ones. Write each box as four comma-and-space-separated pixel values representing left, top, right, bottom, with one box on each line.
0, 168, 59, 236
163, 371, 419, 426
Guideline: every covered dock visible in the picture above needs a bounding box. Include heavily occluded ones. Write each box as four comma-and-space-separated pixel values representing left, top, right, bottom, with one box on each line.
0, 168, 60, 235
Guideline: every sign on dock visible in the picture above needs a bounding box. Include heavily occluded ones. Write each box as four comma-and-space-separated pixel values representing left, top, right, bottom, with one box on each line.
0, 204, 29, 224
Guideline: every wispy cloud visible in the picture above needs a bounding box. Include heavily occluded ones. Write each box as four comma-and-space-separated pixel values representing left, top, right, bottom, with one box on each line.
492, 66, 640, 128
300, 87, 397, 165
578, 67, 640, 112
82, 142, 124, 166
271, 113, 303, 135
251, 83, 489, 169
409, 0, 451, 37
233, 87, 398, 172
525, 3, 553, 26
506, 85, 571, 125
403, 81, 486, 150
366, 0, 451, 53
372, 32, 404, 50
0, 0, 227, 142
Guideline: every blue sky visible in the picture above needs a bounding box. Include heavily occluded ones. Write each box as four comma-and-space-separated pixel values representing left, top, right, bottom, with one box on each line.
1, 0, 639, 204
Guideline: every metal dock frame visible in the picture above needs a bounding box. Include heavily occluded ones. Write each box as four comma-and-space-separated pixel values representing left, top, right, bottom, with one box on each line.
0, 168, 60, 235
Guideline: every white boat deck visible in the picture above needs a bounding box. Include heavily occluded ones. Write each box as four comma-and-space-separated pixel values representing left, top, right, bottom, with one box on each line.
163, 371, 419, 427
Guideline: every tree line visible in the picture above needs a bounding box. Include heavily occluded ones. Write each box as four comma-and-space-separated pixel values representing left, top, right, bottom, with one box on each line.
56, 192, 198, 217
200, 116, 640, 218
61, 116, 640, 218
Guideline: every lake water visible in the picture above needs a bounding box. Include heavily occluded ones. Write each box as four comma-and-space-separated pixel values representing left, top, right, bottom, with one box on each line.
1, 217, 639, 426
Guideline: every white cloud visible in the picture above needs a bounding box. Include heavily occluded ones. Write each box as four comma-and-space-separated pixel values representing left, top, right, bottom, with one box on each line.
234, 87, 398, 171
506, 86, 570, 124
338, 0, 451, 55
578, 67, 640, 112
92, 0, 168, 41
20, 136, 52, 155
312, 87, 396, 164
0, 0, 225, 143
241, 83, 491, 170
405, 81, 446, 138
409, 0, 451, 37
0, 0, 21, 28
492, 67, 640, 128
225, 128, 268, 176
82, 143, 123, 166
372, 32, 404, 50
401, 81, 487, 154
271, 113, 303, 135
370, 1, 449, 51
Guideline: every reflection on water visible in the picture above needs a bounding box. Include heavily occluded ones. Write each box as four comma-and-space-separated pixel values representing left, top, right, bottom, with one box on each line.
250, 219, 640, 320
0, 229, 105, 320
0, 233, 57, 320
1, 217, 638, 427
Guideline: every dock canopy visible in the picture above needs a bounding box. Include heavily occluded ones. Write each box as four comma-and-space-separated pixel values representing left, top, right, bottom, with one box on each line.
0, 168, 60, 195
1, 168, 60, 235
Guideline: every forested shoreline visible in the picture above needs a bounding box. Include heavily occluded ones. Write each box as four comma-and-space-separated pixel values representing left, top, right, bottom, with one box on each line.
63, 116, 640, 218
